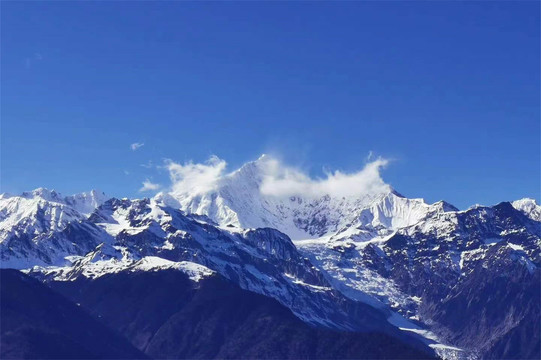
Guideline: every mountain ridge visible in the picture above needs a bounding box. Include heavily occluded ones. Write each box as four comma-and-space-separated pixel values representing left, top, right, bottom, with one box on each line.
1, 161, 539, 360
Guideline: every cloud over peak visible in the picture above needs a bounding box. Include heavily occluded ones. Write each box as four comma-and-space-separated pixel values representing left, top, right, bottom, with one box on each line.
165, 154, 391, 199
167, 156, 227, 196
259, 156, 390, 198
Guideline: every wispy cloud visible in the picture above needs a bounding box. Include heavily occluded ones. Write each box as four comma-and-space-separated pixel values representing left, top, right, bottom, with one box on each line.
25, 53, 43, 69
140, 160, 154, 168
139, 179, 161, 192
165, 154, 390, 199
259, 156, 390, 198
366, 150, 374, 161
167, 156, 227, 196
130, 142, 145, 151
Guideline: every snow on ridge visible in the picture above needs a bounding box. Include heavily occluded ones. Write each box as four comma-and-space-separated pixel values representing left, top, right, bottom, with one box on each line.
2, 187, 108, 215
0, 194, 84, 237
65, 190, 109, 216
164, 155, 393, 240
132, 256, 215, 281
0, 188, 109, 244
512, 198, 541, 222
32, 255, 215, 283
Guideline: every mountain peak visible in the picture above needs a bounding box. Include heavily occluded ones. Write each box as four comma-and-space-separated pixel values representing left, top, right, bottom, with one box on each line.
433, 200, 459, 212
512, 198, 541, 221
65, 190, 109, 215
22, 187, 63, 202
3, 188, 108, 217
513, 197, 539, 206
165, 155, 398, 239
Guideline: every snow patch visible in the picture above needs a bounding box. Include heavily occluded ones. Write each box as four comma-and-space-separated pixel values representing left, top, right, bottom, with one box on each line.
132, 257, 215, 282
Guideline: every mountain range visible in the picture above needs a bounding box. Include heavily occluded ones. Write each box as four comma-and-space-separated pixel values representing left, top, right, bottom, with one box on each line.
1, 156, 539, 359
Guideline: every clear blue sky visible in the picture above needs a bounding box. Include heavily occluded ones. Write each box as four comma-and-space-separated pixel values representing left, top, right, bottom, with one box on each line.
2, 1, 539, 209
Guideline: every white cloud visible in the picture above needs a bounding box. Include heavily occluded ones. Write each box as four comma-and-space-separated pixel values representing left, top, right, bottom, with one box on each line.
259, 156, 390, 198
139, 179, 161, 192
130, 142, 145, 151
165, 154, 390, 199
167, 156, 227, 196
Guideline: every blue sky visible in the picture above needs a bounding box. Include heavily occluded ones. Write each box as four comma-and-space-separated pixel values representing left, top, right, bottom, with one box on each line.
2, 1, 539, 209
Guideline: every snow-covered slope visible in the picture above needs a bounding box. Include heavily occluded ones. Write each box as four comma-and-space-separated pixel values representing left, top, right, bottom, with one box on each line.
28, 250, 215, 283
1, 189, 85, 234
0, 189, 109, 268
512, 198, 541, 222
2, 171, 539, 360
162, 155, 453, 240
0, 188, 107, 232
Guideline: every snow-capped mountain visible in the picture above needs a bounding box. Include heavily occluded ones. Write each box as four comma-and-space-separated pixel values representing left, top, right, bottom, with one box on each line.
1, 158, 539, 359
161, 155, 540, 359
0, 188, 109, 268
297, 201, 540, 357
163, 155, 463, 242
159, 155, 396, 240
12, 195, 413, 339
